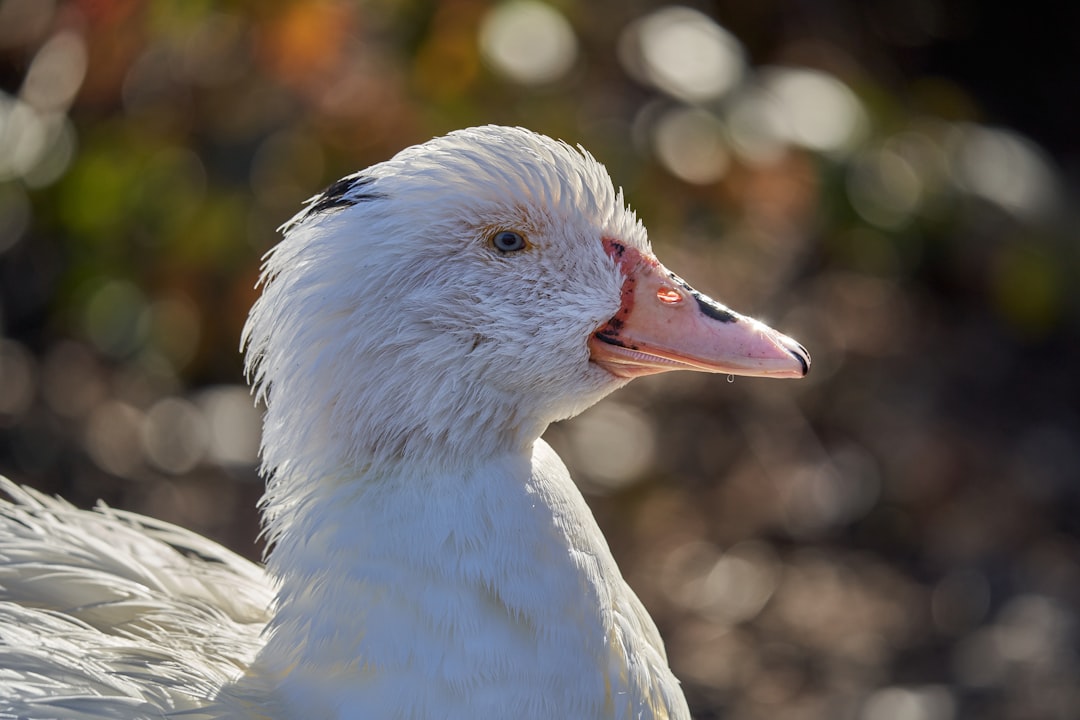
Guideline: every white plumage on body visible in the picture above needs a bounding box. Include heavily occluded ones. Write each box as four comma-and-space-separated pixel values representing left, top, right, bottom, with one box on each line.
0, 126, 808, 719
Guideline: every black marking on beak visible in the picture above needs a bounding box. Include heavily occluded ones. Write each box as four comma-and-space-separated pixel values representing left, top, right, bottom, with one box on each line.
667, 272, 737, 323
693, 293, 738, 323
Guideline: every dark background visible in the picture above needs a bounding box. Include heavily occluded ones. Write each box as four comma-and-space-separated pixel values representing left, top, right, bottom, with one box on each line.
1, 1, 1078, 718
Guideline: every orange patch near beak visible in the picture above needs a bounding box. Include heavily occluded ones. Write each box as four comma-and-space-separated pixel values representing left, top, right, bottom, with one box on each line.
589, 238, 810, 380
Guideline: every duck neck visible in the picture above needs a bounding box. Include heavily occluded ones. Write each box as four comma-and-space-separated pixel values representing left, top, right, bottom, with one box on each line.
253, 441, 634, 717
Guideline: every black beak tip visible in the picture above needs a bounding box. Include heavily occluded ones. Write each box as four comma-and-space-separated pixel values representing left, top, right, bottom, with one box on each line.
778, 336, 811, 377
790, 343, 811, 376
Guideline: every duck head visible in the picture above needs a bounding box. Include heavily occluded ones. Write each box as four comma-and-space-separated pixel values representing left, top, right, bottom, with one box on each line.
243, 126, 809, 479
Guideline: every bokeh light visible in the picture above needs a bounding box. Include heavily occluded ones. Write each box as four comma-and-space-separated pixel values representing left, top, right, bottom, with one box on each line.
847, 137, 929, 229
20, 30, 86, 112
861, 686, 956, 720
0, 339, 34, 419
619, 7, 745, 103
199, 385, 262, 467
759, 66, 867, 157
554, 399, 656, 492
946, 123, 1060, 221
479, 1, 577, 85
652, 106, 730, 184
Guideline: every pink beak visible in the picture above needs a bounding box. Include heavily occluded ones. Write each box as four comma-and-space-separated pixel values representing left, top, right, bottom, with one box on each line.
589, 239, 810, 380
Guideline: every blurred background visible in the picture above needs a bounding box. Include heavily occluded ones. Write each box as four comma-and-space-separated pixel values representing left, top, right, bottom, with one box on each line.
1, 1, 1078, 718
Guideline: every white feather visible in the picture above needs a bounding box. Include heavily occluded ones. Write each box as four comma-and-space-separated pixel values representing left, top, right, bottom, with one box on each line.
1, 126, 689, 719
0, 478, 272, 718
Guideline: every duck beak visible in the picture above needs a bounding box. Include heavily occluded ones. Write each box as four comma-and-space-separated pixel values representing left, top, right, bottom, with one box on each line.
589, 239, 810, 380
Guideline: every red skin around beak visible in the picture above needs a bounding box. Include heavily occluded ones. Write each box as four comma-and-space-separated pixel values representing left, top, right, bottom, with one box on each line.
588, 238, 810, 380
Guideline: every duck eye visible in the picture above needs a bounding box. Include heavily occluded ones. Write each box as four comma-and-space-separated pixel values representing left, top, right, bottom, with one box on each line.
491, 230, 527, 253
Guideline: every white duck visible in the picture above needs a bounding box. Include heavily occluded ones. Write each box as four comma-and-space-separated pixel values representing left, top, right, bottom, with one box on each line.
0, 126, 809, 719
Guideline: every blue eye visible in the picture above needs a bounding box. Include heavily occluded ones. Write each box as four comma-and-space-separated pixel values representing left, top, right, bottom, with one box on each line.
492, 230, 527, 253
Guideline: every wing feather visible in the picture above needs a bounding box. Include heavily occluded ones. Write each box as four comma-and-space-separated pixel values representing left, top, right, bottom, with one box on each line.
0, 477, 273, 717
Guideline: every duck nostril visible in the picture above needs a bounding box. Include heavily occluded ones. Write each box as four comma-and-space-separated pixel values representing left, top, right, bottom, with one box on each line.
656, 286, 683, 305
